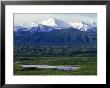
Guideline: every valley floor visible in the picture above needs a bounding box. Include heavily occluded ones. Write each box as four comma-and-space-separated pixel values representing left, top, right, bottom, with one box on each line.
14, 55, 97, 75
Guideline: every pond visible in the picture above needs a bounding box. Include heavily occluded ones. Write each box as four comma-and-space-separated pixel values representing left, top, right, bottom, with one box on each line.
20, 65, 80, 71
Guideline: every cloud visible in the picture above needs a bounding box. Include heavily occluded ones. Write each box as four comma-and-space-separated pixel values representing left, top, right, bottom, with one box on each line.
14, 13, 97, 26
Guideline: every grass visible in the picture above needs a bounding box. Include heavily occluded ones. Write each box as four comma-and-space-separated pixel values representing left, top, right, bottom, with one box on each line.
14, 55, 97, 75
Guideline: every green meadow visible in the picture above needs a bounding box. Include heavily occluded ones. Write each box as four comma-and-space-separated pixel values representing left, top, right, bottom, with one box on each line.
14, 56, 97, 75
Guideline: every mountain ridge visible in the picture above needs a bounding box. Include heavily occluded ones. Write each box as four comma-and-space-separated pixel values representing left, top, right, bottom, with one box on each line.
14, 18, 97, 33
14, 18, 97, 46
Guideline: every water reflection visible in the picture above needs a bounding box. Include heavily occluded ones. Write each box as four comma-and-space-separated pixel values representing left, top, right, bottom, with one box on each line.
21, 65, 80, 71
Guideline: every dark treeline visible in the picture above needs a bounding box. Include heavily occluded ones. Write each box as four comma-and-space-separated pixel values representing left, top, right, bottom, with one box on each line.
14, 45, 97, 57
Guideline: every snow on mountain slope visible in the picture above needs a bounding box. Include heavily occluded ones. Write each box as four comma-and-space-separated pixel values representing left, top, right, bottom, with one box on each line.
41, 18, 71, 29
14, 18, 97, 32
89, 21, 97, 28
87, 21, 97, 32
30, 21, 38, 28
69, 21, 88, 31
42, 18, 57, 27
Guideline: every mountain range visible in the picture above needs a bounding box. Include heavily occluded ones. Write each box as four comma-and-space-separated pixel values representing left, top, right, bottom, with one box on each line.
14, 18, 97, 46
14, 18, 97, 33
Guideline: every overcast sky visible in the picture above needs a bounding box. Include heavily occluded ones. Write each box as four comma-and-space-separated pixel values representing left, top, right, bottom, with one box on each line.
14, 13, 97, 26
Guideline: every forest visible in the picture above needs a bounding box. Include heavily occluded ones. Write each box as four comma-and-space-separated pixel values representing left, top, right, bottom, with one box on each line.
14, 45, 97, 57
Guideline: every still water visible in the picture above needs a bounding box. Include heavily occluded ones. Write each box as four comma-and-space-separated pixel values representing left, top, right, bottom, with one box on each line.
21, 65, 80, 71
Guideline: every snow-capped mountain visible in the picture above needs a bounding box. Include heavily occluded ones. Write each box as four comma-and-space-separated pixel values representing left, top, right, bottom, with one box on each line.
14, 18, 97, 33
14, 18, 97, 46
41, 18, 57, 27
69, 21, 88, 31
14, 26, 28, 32
29, 21, 38, 28
41, 18, 71, 29
86, 21, 97, 33
89, 21, 97, 27
69, 21, 97, 32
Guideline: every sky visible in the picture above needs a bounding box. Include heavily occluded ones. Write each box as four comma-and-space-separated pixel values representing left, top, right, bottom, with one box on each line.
14, 13, 97, 26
